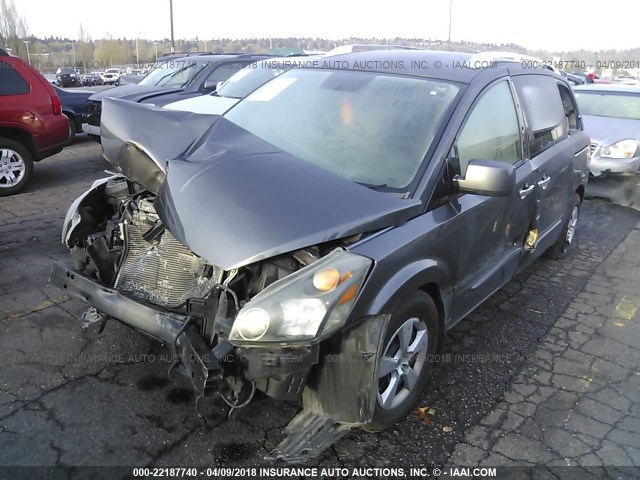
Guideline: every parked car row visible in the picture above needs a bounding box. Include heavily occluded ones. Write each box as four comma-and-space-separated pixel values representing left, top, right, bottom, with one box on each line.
81, 52, 273, 138
53, 48, 594, 463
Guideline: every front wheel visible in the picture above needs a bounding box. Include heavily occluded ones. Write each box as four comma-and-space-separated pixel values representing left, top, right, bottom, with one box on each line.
363, 291, 440, 432
0, 138, 34, 196
544, 193, 582, 259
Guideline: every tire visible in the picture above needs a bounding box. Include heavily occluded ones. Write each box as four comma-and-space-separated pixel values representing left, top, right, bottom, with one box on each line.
0, 138, 34, 197
67, 115, 77, 144
544, 193, 582, 260
363, 291, 440, 432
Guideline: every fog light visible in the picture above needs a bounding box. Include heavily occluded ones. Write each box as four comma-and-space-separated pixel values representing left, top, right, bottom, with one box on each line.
235, 308, 270, 340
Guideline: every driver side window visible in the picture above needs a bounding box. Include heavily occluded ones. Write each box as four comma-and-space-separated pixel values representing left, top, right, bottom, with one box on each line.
457, 81, 522, 175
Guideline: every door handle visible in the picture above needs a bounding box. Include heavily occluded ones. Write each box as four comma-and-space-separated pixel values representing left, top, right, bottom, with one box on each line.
519, 184, 535, 199
537, 175, 551, 190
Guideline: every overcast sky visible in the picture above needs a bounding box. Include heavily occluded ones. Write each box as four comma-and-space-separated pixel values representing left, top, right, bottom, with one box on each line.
18, 0, 640, 51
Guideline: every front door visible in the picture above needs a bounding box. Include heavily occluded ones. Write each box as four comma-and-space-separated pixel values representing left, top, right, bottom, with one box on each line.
450, 80, 539, 320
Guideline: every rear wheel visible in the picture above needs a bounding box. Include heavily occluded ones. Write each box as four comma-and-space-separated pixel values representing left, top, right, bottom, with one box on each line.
0, 139, 34, 196
544, 193, 581, 259
67, 115, 77, 144
363, 291, 440, 432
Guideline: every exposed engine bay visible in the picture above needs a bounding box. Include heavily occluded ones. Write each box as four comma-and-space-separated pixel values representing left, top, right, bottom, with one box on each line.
61, 176, 368, 407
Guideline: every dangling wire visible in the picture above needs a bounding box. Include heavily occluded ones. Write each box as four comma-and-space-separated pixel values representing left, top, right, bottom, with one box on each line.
219, 381, 256, 418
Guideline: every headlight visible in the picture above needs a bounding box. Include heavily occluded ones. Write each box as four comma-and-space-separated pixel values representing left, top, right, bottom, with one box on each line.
229, 249, 372, 345
599, 139, 638, 159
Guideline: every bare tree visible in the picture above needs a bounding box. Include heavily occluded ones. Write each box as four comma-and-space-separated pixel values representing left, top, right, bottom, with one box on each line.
0, 0, 29, 57
77, 23, 94, 73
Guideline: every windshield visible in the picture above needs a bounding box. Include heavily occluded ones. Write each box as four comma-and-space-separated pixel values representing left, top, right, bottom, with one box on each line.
217, 61, 299, 99
575, 91, 640, 120
224, 69, 460, 189
139, 60, 205, 88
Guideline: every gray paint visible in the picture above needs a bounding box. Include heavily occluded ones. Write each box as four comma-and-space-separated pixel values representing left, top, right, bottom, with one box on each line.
581, 115, 640, 147
101, 97, 220, 176
154, 118, 422, 270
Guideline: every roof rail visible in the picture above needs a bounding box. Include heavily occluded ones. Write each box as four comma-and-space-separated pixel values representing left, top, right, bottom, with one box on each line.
468, 51, 560, 73
327, 44, 422, 55
160, 51, 215, 58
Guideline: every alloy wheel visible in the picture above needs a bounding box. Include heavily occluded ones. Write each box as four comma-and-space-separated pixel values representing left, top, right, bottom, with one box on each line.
377, 317, 429, 411
0, 148, 26, 189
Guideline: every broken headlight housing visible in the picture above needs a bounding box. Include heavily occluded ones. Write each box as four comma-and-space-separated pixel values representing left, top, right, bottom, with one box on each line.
230, 249, 372, 345
599, 139, 639, 159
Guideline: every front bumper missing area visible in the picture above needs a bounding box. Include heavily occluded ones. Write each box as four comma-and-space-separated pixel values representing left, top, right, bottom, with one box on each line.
49, 262, 225, 398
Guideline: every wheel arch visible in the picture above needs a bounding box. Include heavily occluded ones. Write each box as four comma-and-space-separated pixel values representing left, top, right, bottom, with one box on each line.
63, 111, 81, 129
0, 128, 38, 161
418, 282, 446, 345
359, 259, 451, 341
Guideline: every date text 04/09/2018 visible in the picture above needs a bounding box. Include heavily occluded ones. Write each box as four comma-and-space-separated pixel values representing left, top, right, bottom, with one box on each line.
200, 467, 406, 477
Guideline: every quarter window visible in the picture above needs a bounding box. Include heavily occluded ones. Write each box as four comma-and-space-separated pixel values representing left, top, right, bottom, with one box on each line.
0, 61, 30, 96
513, 75, 568, 157
457, 81, 522, 175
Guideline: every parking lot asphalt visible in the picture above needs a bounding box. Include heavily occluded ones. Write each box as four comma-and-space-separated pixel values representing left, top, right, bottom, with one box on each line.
0, 137, 639, 473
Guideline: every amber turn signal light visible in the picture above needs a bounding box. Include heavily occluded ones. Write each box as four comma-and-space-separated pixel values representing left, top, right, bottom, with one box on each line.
312, 268, 341, 292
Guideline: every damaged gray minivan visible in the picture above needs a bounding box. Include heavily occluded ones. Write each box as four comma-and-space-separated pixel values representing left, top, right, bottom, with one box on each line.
52, 50, 589, 462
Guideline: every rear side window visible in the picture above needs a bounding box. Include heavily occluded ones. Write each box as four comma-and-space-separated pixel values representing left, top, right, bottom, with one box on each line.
513, 75, 567, 157
0, 61, 30, 96
457, 81, 522, 175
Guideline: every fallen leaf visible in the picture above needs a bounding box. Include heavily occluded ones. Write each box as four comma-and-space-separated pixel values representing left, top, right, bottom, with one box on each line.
415, 405, 436, 425
443, 425, 453, 433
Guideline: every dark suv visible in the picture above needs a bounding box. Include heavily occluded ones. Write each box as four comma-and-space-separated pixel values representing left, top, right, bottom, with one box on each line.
82, 53, 273, 138
55, 67, 80, 88
53, 50, 589, 461
0, 49, 69, 196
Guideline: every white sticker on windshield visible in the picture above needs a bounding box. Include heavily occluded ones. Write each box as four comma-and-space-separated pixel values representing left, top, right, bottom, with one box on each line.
248, 77, 297, 102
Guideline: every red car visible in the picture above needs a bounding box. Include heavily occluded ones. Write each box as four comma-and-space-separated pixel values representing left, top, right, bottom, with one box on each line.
0, 48, 69, 196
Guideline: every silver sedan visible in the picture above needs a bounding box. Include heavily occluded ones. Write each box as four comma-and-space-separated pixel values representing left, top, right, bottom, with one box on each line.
574, 84, 640, 176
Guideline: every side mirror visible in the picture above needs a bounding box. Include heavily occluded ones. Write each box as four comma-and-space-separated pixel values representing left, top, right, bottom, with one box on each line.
203, 79, 222, 92
454, 159, 516, 197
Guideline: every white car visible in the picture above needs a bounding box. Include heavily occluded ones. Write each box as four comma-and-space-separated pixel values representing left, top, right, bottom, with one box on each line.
163, 57, 316, 115
101, 68, 121, 86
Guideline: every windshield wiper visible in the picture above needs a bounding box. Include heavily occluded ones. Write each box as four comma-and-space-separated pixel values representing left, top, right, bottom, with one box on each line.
355, 181, 388, 190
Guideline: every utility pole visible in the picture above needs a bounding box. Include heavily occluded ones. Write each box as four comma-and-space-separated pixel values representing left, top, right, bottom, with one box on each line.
71, 40, 76, 67
23, 40, 30, 64
154, 42, 159, 61
136, 33, 140, 65
169, 0, 175, 53
447, 0, 453, 49
204, 39, 207, 52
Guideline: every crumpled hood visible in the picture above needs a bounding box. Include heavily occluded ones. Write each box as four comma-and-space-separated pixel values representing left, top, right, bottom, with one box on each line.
101, 98, 220, 190
155, 118, 422, 270
582, 115, 640, 147
88, 84, 183, 103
